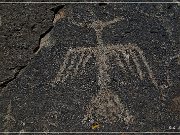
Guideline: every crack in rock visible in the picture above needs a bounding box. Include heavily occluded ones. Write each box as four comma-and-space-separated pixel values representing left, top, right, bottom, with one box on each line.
0, 5, 66, 90
0, 65, 26, 89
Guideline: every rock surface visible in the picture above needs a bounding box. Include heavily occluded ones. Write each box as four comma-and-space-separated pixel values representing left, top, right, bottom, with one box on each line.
0, 2, 180, 132
0, 3, 59, 88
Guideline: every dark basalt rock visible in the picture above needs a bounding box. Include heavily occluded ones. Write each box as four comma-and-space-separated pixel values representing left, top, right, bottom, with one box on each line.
0, 3, 179, 132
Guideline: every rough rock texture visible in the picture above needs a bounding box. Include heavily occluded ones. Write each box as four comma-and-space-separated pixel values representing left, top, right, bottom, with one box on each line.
0, 3, 60, 88
0, 2, 59, 130
0, 3, 180, 133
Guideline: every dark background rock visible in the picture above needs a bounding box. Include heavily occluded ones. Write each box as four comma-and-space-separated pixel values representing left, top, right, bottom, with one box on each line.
0, 2, 59, 131
0, 3, 60, 88
0, 2, 180, 133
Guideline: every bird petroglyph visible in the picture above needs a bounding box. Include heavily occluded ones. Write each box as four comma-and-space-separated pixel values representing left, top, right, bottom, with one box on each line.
52, 18, 159, 124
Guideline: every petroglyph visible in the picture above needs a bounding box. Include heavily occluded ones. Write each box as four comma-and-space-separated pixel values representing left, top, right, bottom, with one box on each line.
53, 19, 158, 88
53, 44, 158, 88
171, 96, 180, 113
165, 53, 180, 87
82, 89, 134, 124
52, 18, 159, 124
2, 100, 15, 133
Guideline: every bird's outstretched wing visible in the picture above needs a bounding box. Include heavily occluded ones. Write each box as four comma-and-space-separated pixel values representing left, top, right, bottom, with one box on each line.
106, 44, 158, 89
53, 47, 97, 83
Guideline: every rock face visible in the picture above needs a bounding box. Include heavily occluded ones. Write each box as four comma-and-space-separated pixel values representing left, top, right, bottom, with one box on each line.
0, 3, 180, 132
0, 3, 58, 88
